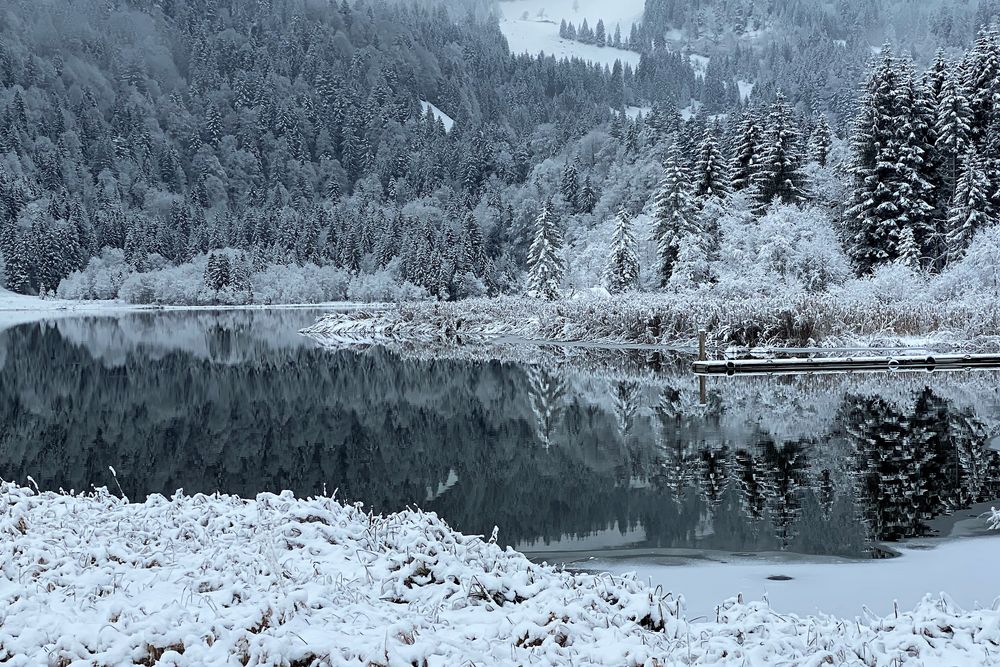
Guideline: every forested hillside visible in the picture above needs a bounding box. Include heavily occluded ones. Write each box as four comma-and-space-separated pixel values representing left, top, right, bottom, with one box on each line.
0, 0, 645, 301
1, 0, 1000, 309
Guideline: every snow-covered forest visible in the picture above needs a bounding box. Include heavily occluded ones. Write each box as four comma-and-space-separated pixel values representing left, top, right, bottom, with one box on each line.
1, 0, 999, 314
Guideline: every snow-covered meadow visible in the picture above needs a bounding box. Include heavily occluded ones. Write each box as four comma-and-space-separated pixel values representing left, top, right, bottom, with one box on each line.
3, 482, 1000, 666
497, 0, 642, 67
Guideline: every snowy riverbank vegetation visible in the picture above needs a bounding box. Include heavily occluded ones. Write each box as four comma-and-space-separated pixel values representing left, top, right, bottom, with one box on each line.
3, 481, 1000, 666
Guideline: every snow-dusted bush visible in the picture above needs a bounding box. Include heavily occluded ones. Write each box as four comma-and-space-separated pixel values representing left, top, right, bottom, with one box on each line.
118, 260, 210, 305
346, 264, 430, 302
57, 249, 130, 300
753, 203, 852, 292
252, 263, 351, 304
712, 199, 850, 297
835, 261, 930, 304
931, 224, 1000, 299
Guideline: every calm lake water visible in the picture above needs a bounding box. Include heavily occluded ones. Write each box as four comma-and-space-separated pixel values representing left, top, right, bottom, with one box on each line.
2, 310, 999, 559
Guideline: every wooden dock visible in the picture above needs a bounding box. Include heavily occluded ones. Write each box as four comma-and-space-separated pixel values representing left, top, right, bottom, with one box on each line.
692, 353, 1000, 376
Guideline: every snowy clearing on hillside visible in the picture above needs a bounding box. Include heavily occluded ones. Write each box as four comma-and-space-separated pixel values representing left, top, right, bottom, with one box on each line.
737, 80, 755, 101
419, 100, 455, 131
621, 105, 651, 119
3, 482, 1000, 666
680, 100, 704, 120
689, 53, 710, 78
498, 0, 641, 67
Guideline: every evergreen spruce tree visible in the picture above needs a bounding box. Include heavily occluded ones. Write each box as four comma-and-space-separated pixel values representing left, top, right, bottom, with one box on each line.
730, 110, 761, 191
603, 207, 639, 293
693, 126, 731, 201
578, 176, 598, 213
751, 93, 806, 208
808, 114, 832, 166
846, 53, 935, 272
526, 200, 564, 300
653, 141, 697, 286
560, 162, 580, 212
964, 26, 1000, 144
934, 68, 973, 198
946, 149, 994, 260
897, 225, 922, 269
893, 66, 938, 256
2, 230, 32, 294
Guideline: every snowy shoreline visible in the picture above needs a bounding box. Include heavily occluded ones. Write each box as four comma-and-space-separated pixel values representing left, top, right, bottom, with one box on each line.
2, 482, 999, 666
0, 287, 384, 333
301, 295, 1000, 351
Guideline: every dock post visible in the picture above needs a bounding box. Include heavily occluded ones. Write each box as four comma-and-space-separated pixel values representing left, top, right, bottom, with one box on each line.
698, 329, 707, 361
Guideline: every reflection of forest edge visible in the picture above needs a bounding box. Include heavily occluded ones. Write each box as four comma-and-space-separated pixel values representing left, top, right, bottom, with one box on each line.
2, 314, 998, 558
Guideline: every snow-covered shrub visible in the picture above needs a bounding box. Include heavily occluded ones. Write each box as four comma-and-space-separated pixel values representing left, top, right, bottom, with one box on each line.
453, 271, 488, 299
57, 249, 130, 300
931, 224, 1000, 299
252, 264, 350, 304
754, 204, 852, 292
834, 262, 929, 305
346, 261, 430, 302
118, 260, 209, 305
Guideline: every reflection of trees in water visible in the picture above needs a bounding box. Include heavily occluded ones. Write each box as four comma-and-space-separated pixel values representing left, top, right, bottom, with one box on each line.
842, 389, 999, 544
526, 368, 567, 450
1, 316, 999, 557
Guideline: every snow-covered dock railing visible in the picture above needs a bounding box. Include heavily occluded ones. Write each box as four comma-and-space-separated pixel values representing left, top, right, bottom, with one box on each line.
692, 352, 1000, 376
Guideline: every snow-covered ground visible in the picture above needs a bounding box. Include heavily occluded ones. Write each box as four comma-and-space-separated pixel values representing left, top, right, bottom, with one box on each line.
3, 482, 999, 665
498, 0, 642, 67
0, 287, 131, 332
0, 287, 385, 333
420, 100, 455, 131
689, 53, 710, 78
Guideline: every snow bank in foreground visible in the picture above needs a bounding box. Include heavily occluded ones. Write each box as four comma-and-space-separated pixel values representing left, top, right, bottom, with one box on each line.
2, 483, 999, 666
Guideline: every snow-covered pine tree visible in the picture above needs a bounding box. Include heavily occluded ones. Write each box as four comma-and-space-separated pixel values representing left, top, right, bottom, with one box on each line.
963, 25, 1000, 145
897, 225, 922, 269
204, 252, 232, 292
578, 176, 598, 213
934, 67, 972, 198
946, 149, 994, 260
730, 109, 761, 191
923, 49, 951, 106
526, 200, 565, 300
846, 52, 933, 273
751, 93, 807, 208
560, 162, 579, 212
2, 230, 32, 294
693, 126, 731, 201
892, 65, 937, 259
653, 141, 697, 286
808, 114, 832, 166
603, 207, 639, 293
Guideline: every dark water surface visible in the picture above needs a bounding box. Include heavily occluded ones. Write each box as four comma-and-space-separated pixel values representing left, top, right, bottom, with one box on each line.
2, 310, 999, 558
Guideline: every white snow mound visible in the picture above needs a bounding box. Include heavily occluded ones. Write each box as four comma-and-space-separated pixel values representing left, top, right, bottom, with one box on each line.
2, 483, 1000, 665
